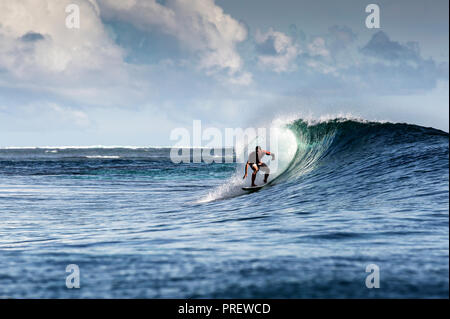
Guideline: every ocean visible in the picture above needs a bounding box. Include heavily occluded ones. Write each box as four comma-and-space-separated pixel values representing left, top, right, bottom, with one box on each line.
0, 118, 448, 298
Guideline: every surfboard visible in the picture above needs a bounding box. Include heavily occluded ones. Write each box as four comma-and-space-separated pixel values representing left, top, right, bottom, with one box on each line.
242, 184, 266, 191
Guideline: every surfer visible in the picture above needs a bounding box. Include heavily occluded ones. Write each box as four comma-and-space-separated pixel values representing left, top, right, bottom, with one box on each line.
243, 146, 275, 187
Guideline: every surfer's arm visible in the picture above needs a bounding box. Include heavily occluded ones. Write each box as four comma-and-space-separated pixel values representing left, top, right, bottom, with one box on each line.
243, 162, 249, 179
263, 150, 275, 160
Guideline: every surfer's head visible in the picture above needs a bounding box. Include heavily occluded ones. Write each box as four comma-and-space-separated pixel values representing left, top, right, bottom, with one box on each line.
255, 146, 261, 152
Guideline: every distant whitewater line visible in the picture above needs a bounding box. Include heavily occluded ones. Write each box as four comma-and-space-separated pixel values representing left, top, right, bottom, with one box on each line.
0, 145, 234, 150
85, 155, 121, 159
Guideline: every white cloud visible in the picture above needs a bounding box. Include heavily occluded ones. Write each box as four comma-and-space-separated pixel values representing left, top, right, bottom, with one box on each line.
305, 60, 336, 75
302, 28, 358, 75
255, 28, 300, 73
0, 102, 91, 132
0, 0, 152, 111
307, 37, 329, 57
227, 71, 253, 86
48, 103, 91, 127
98, 0, 248, 77
0, 0, 124, 79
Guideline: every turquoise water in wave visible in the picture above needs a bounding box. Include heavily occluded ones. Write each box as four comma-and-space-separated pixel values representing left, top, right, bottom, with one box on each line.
0, 119, 448, 298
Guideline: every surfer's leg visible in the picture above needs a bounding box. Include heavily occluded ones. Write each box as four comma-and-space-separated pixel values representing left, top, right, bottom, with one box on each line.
260, 163, 270, 183
251, 164, 258, 186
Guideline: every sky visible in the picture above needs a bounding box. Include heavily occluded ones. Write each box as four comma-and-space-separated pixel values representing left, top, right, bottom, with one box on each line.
0, 0, 448, 147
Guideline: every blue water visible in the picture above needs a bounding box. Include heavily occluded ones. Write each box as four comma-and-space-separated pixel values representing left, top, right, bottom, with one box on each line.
0, 118, 448, 298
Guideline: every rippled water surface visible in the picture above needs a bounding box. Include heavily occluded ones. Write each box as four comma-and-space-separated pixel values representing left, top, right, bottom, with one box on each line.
0, 119, 448, 298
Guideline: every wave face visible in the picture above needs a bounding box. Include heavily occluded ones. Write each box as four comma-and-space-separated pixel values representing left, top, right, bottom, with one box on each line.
0, 117, 448, 298
275, 119, 449, 187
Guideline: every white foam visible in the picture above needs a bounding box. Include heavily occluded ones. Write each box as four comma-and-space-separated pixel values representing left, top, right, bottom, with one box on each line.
196, 174, 245, 204
197, 117, 298, 203
85, 155, 121, 159
295, 112, 392, 127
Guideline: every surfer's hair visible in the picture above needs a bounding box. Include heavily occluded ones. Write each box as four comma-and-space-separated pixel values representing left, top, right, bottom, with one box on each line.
255, 146, 260, 163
